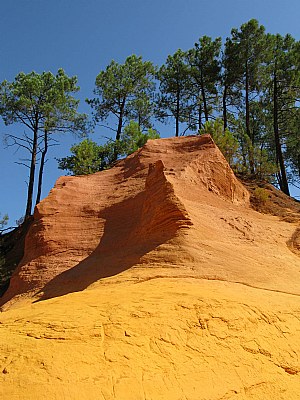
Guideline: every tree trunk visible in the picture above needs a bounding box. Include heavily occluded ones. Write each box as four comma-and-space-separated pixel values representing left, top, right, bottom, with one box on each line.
116, 111, 123, 141
25, 126, 38, 219
222, 85, 228, 131
200, 70, 209, 122
245, 61, 255, 174
175, 88, 180, 137
35, 129, 48, 206
114, 98, 126, 160
273, 73, 290, 195
198, 102, 202, 131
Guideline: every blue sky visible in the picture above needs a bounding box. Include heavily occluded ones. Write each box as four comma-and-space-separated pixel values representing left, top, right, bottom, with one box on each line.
1, 0, 300, 224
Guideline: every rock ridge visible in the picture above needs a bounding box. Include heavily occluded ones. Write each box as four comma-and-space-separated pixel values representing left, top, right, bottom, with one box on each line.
1, 134, 250, 307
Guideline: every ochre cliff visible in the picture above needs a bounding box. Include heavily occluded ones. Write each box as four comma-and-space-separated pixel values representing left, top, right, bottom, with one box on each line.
1, 135, 300, 399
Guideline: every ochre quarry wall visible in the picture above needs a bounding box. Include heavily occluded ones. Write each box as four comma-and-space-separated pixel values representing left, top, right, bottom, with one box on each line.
1, 134, 300, 399
1, 134, 249, 307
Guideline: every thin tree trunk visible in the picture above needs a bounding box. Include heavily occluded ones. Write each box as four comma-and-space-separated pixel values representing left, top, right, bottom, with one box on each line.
116, 111, 123, 141
114, 98, 126, 160
198, 102, 202, 131
276, 171, 283, 191
222, 85, 228, 131
245, 61, 255, 174
175, 88, 180, 137
200, 71, 209, 122
273, 73, 290, 195
35, 129, 48, 205
25, 126, 38, 219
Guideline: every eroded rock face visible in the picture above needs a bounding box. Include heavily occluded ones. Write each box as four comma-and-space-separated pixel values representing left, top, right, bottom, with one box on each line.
1, 134, 300, 399
0, 134, 249, 306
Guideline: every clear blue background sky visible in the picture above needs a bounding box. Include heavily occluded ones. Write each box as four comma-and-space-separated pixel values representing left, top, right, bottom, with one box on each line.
1, 0, 300, 225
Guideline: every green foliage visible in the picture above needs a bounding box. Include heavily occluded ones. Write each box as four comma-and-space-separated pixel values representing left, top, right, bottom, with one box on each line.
0, 69, 87, 217
253, 146, 278, 181
187, 36, 222, 127
199, 120, 239, 168
253, 187, 269, 204
286, 118, 300, 185
156, 49, 192, 136
199, 119, 277, 181
229, 19, 266, 98
120, 121, 160, 155
0, 214, 8, 232
0, 69, 86, 135
57, 139, 115, 175
87, 55, 156, 143
262, 33, 300, 193
58, 123, 160, 175
227, 20, 267, 174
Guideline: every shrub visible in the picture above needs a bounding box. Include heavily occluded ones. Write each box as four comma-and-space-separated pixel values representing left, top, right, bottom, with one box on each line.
253, 187, 269, 204
199, 119, 240, 168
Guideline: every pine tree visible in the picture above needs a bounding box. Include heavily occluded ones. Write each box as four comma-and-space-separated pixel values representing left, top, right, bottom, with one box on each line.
228, 19, 267, 174
187, 36, 221, 130
87, 55, 156, 153
156, 49, 192, 136
0, 70, 86, 218
221, 37, 244, 131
